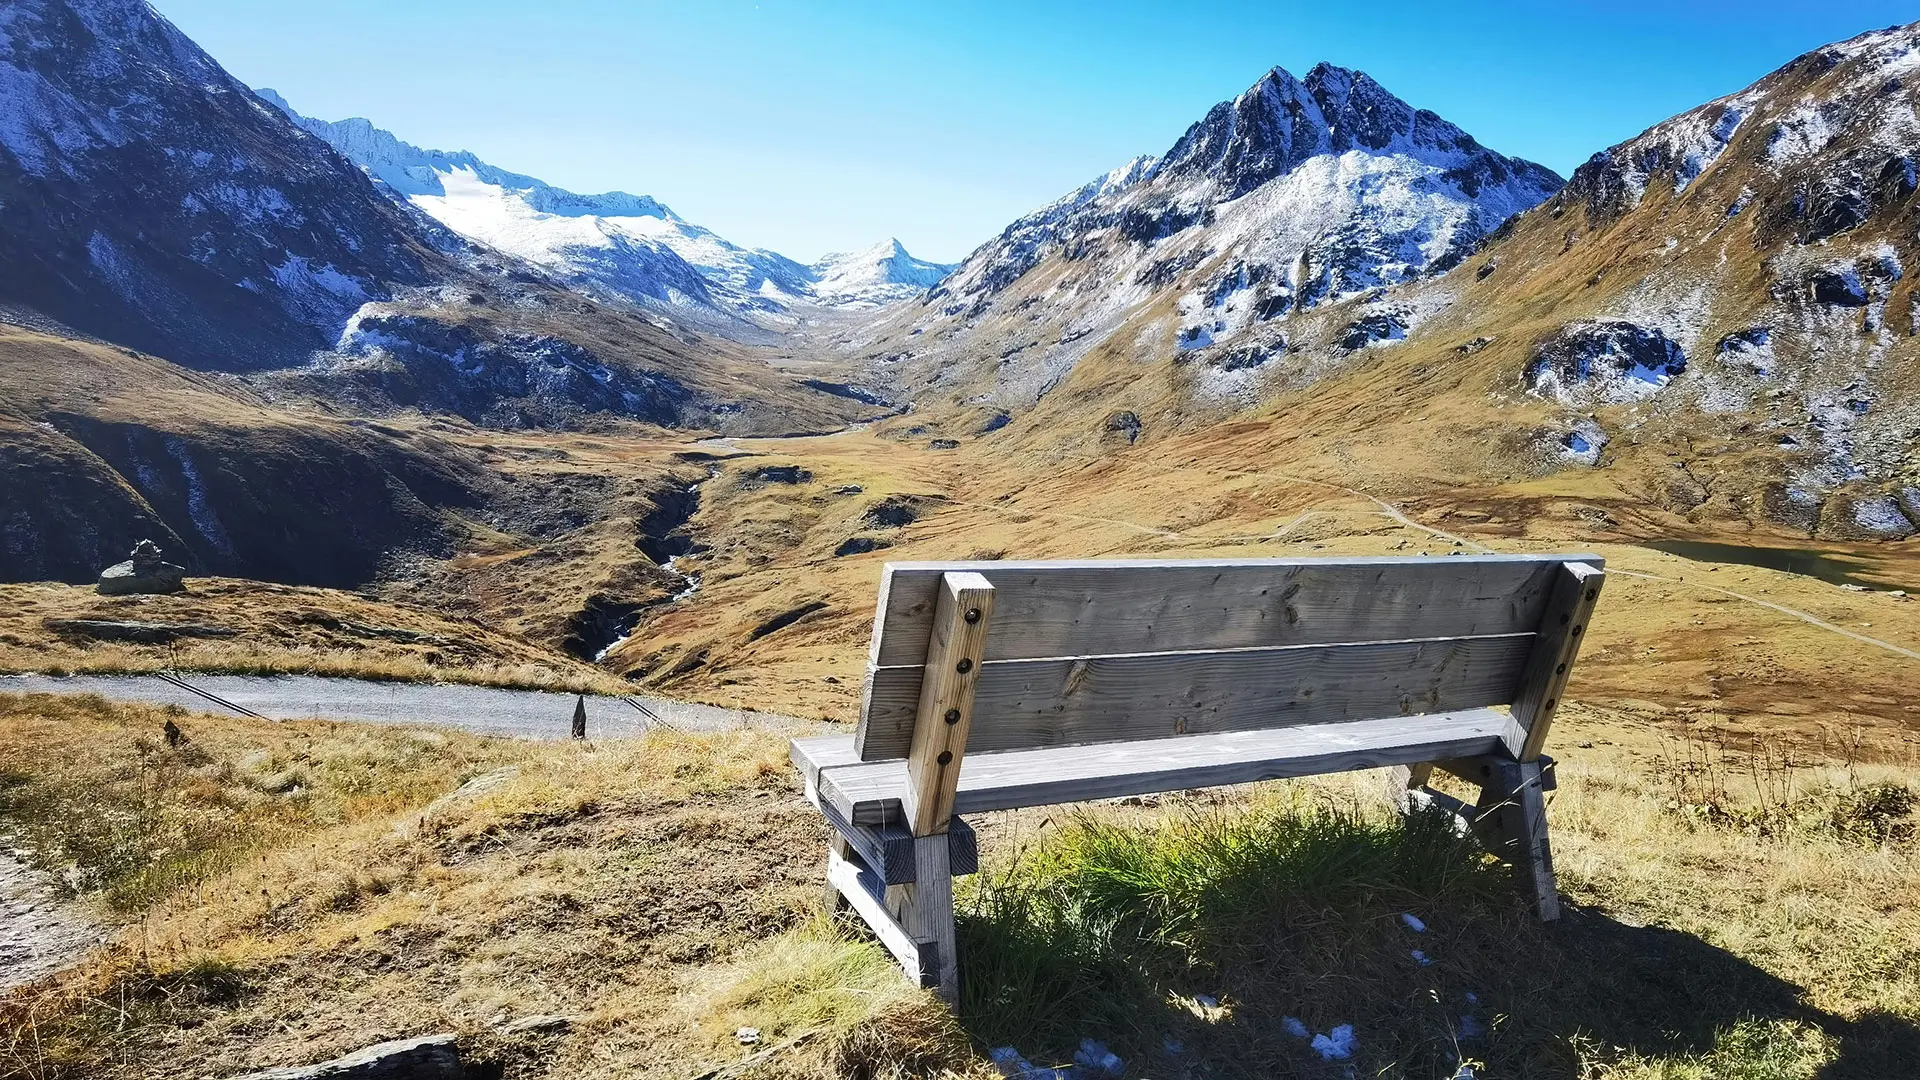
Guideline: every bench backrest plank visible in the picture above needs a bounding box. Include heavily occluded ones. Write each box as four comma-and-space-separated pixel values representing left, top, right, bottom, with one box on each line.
855, 554, 1602, 762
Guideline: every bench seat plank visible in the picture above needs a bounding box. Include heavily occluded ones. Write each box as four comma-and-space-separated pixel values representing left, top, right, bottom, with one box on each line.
859, 633, 1534, 760
817, 708, 1521, 826
872, 555, 1599, 665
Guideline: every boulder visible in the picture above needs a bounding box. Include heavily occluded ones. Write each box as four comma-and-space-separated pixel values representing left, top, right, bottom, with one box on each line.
230, 1033, 461, 1080
96, 540, 187, 596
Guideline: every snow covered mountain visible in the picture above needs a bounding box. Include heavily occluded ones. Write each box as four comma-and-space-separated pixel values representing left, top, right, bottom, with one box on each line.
257, 90, 955, 331
0, 0, 879, 435
847, 62, 1563, 410
811, 239, 955, 306
0, 0, 448, 370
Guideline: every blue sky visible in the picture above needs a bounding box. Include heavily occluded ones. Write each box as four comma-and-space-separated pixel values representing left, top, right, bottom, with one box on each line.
159, 0, 1915, 264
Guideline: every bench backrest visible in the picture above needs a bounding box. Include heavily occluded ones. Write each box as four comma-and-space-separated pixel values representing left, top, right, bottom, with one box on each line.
855, 554, 1605, 766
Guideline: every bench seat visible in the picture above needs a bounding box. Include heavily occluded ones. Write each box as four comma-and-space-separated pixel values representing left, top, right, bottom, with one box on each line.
795, 707, 1520, 826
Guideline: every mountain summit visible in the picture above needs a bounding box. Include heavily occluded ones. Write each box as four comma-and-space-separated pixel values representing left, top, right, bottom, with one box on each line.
259, 92, 955, 334
853, 61, 1562, 413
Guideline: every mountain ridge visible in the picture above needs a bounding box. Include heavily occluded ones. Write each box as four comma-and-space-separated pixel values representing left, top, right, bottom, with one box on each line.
257, 89, 957, 330
844, 59, 1564, 417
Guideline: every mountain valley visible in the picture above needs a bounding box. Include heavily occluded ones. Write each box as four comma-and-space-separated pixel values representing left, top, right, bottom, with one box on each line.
1, 6, 1919, 1076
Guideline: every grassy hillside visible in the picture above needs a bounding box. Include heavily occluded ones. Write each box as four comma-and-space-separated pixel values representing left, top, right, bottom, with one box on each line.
0, 694, 1911, 1078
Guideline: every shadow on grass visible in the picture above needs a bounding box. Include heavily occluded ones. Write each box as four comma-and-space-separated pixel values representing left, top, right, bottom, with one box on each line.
953, 801, 1915, 1079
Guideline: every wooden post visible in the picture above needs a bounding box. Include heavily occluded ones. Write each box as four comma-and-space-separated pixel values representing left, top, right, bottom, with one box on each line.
900, 572, 995, 835
1511, 562, 1605, 761
887, 570, 994, 1002
1463, 757, 1562, 920
1387, 762, 1435, 813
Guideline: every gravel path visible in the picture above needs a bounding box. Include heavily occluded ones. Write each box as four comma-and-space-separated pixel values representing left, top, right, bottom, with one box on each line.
0, 673, 813, 741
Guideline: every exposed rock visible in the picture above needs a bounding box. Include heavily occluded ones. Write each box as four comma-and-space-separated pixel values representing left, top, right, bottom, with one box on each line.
96, 540, 187, 596
833, 536, 893, 557
1524, 321, 1687, 405
1339, 311, 1409, 352
742, 465, 811, 486
863, 497, 923, 529
1103, 411, 1144, 444
747, 601, 830, 641
977, 411, 1013, 435
929, 438, 961, 450
498, 1014, 576, 1036
1212, 342, 1279, 371
230, 1033, 461, 1080
43, 619, 237, 644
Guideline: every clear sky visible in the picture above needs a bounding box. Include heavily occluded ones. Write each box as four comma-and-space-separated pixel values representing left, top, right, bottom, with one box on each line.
156, 0, 1915, 265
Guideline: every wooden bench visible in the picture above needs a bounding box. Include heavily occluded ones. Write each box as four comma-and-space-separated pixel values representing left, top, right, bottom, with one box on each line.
791, 554, 1606, 1000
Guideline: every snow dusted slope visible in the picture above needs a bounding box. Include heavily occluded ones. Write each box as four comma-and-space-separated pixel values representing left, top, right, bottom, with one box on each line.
0, 0, 447, 370
856, 63, 1561, 410
1441, 20, 1920, 536
811, 239, 955, 306
259, 91, 954, 330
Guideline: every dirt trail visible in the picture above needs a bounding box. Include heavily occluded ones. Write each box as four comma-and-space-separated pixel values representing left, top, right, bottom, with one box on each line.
0, 852, 98, 992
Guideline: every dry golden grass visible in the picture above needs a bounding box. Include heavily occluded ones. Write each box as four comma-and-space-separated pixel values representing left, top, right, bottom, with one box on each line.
0, 693, 1910, 1079
595, 427, 1920, 764
0, 579, 633, 695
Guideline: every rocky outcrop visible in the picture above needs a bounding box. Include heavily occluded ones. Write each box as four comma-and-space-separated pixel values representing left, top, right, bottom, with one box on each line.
230, 1033, 461, 1080
45, 618, 235, 643
96, 540, 186, 595
1524, 322, 1688, 405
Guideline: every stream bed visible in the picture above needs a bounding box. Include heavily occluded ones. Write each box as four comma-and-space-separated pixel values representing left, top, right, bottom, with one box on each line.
1643, 539, 1909, 591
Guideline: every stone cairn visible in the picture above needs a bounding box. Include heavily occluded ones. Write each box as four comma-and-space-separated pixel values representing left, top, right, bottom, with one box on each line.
97, 539, 187, 596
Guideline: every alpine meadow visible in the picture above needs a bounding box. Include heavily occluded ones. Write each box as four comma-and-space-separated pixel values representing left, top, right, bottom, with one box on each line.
0, 3, 1916, 1079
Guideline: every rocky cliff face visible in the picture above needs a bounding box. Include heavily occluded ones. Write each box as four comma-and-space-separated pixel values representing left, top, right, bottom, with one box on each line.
0, 0, 451, 371
844, 62, 1561, 414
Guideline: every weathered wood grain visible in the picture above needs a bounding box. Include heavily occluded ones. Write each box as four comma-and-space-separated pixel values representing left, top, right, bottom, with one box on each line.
887, 834, 958, 1000
1514, 562, 1607, 761
812, 788, 978, 884
859, 633, 1534, 759
821, 709, 1517, 825
900, 572, 995, 834
826, 848, 931, 983
791, 734, 861, 789
870, 555, 1599, 666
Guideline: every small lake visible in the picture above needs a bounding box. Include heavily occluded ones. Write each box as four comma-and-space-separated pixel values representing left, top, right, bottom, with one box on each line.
1643, 540, 1907, 591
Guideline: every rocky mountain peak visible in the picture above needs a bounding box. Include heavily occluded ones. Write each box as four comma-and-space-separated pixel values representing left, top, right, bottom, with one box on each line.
1152, 62, 1546, 203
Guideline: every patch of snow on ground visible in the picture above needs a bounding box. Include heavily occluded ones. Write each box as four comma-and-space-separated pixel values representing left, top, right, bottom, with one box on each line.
1852, 497, 1914, 536
1310, 1024, 1357, 1061
1765, 100, 1840, 166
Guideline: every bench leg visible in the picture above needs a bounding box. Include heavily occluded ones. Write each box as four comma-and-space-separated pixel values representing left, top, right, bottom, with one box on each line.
1386, 762, 1436, 813
824, 834, 852, 915
1469, 759, 1562, 921
886, 834, 959, 1003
